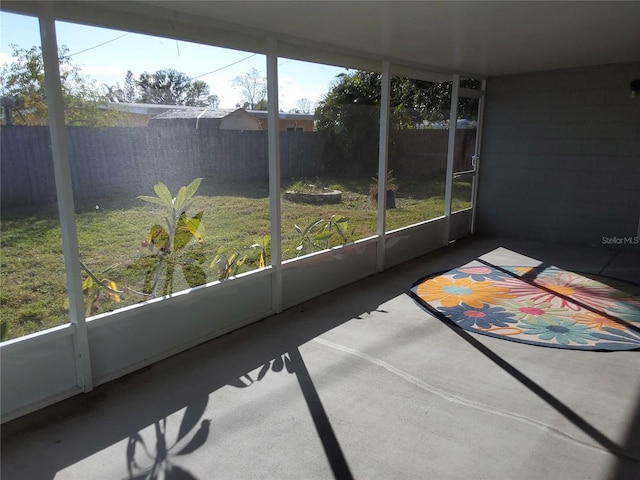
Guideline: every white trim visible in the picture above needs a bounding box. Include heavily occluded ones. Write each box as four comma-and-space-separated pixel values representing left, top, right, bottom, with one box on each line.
443, 74, 460, 245
376, 61, 391, 271
0, 323, 75, 352
282, 236, 378, 267
471, 79, 487, 234
385, 215, 447, 236
84, 267, 274, 329
38, 3, 93, 393
267, 39, 283, 314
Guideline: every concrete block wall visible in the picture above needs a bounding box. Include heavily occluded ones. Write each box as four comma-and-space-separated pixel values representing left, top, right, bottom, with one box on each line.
477, 62, 640, 247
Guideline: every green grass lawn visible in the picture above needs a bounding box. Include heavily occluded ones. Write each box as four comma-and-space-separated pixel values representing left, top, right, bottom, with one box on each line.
0, 175, 472, 340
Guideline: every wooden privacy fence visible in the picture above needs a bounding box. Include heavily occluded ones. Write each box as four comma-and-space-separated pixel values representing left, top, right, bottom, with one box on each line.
1, 127, 324, 206
393, 128, 476, 176
1, 126, 474, 206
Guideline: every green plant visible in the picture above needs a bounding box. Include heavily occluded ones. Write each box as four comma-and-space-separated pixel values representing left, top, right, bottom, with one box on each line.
79, 260, 122, 316
285, 178, 331, 194
294, 215, 349, 256
369, 170, 398, 198
250, 234, 271, 269
1, 176, 471, 340
368, 170, 399, 209
138, 178, 207, 296
210, 247, 247, 281
211, 235, 270, 280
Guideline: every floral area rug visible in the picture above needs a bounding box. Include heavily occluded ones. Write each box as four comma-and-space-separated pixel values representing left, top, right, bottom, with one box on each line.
410, 263, 640, 351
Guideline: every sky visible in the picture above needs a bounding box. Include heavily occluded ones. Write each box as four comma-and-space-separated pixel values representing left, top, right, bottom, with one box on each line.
0, 11, 347, 111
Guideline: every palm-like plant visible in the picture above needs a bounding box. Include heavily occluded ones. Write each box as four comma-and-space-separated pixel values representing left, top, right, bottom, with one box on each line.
138, 178, 207, 296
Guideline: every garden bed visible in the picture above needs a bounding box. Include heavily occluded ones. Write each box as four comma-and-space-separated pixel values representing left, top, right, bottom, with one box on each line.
284, 185, 342, 204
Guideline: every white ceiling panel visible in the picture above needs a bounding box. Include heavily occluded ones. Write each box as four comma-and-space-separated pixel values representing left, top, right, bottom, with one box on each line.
3, 1, 639, 77
140, 1, 640, 76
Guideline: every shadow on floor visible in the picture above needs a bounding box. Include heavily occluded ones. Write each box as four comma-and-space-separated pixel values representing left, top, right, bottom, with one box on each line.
2, 236, 639, 479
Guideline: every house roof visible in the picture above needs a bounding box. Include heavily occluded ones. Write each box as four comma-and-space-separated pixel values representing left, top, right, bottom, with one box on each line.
151, 107, 239, 120
104, 102, 188, 116
250, 110, 314, 121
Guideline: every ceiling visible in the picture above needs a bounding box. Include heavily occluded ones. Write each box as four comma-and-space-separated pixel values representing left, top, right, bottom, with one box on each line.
141, 1, 640, 77
3, 1, 639, 77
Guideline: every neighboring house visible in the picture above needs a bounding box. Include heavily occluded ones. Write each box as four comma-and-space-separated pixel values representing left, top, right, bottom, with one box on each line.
148, 107, 262, 130
102, 103, 315, 130
249, 110, 315, 131
102, 102, 184, 126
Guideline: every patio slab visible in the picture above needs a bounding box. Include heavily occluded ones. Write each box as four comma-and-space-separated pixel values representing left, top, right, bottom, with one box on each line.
2, 236, 639, 480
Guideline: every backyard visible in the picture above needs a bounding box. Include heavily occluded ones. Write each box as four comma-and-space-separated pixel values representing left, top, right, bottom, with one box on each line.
0, 175, 472, 340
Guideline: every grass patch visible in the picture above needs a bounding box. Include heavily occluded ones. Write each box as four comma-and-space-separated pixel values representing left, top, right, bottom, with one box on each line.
1, 175, 471, 340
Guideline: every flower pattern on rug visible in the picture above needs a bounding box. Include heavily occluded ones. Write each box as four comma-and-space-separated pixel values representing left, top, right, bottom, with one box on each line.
519, 318, 597, 345
495, 268, 619, 312
438, 303, 517, 329
451, 266, 512, 282
415, 276, 512, 309
411, 264, 640, 351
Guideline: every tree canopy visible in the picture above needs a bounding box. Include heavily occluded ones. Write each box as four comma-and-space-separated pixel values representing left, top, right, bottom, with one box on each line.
0, 45, 222, 126
134, 68, 217, 106
315, 70, 478, 175
316, 70, 465, 132
0, 44, 120, 126
102, 69, 219, 107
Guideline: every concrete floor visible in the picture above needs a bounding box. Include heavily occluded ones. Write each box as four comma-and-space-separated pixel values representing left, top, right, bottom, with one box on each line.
2, 236, 639, 480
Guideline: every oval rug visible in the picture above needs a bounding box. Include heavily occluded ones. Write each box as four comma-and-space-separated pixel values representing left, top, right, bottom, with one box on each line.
410, 264, 640, 351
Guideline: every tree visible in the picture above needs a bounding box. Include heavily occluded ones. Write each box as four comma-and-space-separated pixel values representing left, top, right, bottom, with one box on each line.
123, 70, 136, 103
232, 67, 266, 110
316, 70, 459, 131
102, 83, 125, 103
136, 68, 213, 106
315, 71, 382, 175
0, 44, 120, 126
207, 93, 220, 108
252, 98, 268, 111
315, 71, 476, 175
183, 79, 213, 107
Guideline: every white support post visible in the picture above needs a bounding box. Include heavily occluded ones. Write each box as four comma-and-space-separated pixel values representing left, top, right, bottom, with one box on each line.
38, 3, 93, 392
376, 61, 391, 272
266, 38, 283, 313
443, 74, 460, 246
470, 79, 487, 234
